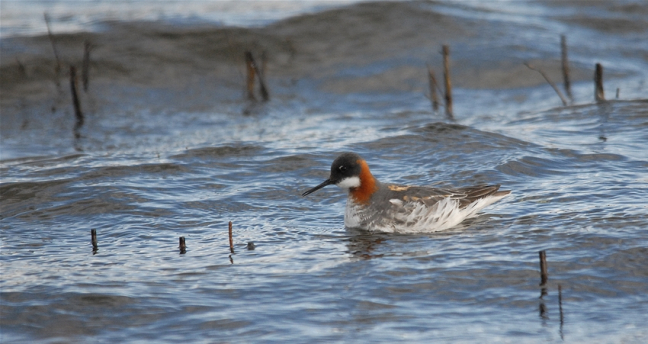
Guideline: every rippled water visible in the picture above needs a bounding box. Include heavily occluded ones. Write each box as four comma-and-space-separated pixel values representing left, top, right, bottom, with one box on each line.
2, 1, 648, 343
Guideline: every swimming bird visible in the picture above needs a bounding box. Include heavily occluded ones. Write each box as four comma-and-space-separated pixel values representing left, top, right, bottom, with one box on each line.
302, 152, 510, 233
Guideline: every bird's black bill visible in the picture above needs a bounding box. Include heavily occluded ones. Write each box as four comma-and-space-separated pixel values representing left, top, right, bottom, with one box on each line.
302, 179, 334, 197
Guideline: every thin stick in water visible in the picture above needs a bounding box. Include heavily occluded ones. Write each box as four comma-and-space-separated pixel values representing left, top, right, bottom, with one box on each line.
91, 229, 98, 251
257, 67, 270, 102
539, 250, 548, 286
246, 51, 270, 101
524, 62, 569, 106
442, 45, 453, 118
595, 63, 605, 102
179, 236, 186, 254
561, 35, 572, 102
427, 64, 439, 112
228, 221, 234, 253
69, 66, 84, 138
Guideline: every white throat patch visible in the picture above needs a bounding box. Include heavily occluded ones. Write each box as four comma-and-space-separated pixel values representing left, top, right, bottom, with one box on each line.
336, 176, 361, 190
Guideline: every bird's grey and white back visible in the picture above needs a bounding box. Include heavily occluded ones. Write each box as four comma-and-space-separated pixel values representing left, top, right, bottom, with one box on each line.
344, 184, 510, 233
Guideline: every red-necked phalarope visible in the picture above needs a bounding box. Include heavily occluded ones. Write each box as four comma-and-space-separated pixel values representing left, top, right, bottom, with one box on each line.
302, 152, 511, 233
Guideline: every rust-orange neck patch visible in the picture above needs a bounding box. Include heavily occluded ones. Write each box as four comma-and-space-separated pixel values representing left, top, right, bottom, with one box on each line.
349, 159, 378, 204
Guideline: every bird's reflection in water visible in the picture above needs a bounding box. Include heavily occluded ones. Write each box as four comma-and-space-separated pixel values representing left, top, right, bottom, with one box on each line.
344, 228, 389, 260
342, 215, 496, 260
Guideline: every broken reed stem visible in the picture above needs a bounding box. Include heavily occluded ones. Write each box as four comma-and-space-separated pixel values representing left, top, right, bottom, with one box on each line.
179, 236, 186, 254
256, 68, 270, 102
561, 35, 572, 102
427, 64, 439, 112
82, 40, 91, 92
524, 62, 569, 106
595, 63, 605, 102
442, 45, 453, 118
539, 250, 548, 286
91, 229, 98, 250
44, 13, 62, 87
245, 52, 256, 101
228, 221, 234, 253
245, 51, 270, 102
69, 66, 84, 134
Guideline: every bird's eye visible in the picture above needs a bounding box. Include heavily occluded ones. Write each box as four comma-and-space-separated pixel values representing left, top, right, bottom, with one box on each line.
339, 165, 347, 171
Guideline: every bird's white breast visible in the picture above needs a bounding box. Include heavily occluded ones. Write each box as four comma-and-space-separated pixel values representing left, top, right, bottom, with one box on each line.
343, 200, 364, 228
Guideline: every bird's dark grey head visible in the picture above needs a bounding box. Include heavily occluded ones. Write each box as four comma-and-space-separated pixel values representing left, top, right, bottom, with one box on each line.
329, 152, 363, 184
301, 152, 364, 196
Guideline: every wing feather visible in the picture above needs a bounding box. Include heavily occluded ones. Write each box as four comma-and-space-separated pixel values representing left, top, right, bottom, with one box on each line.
384, 184, 509, 210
